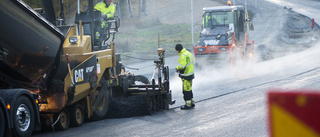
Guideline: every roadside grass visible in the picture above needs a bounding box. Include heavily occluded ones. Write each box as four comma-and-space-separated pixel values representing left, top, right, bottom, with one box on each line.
115, 24, 200, 65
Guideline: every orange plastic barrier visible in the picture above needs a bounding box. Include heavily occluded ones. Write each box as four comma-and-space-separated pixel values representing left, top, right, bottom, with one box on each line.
268, 91, 320, 137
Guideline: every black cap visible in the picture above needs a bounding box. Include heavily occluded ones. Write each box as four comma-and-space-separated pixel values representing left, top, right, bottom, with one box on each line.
175, 44, 183, 51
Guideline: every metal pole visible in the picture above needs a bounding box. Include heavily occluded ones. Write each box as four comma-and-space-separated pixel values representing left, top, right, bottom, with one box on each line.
233, 0, 235, 5
245, 0, 247, 10
60, 0, 64, 19
127, 0, 133, 21
255, 0, 257, 8
191, 0, 194, 45
138, 0, 141, 17
77, 0, 80, 14
151, 0, 157, 22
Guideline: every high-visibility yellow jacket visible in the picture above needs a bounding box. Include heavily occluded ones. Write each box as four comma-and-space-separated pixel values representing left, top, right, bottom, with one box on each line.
203, 14, 211, 28
203, 14, 217, 28
176, 48, 195, 80
94, 2, 115, 19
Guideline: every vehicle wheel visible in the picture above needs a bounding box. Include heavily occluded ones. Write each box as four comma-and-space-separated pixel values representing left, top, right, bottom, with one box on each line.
134, 75, 150, 84
93, 86, 110, 120
12, 96, 34, 137
70, 104, 84, 127
0, 107, 5, 137
55, 108, 70, 130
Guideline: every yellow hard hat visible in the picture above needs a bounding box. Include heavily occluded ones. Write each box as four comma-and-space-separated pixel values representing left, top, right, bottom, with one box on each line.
227, 1, 232, 5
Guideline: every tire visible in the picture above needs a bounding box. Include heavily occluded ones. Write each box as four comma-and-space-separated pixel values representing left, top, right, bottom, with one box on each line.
55, 108, 70, 130
0, 107, 5, 137
12, 96, 34, 137
93, 86, 111, 120
70, 104, 84, 127
134, 75, 150, 84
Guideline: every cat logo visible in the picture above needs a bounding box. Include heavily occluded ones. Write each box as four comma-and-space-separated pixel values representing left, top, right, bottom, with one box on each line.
75, 69, 84, 83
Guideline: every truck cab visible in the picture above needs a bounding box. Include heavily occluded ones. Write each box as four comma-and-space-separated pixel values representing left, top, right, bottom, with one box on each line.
193, 5, 254, 65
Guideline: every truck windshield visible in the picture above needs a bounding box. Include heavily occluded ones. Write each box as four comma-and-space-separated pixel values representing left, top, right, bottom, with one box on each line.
203, 11, 234, 28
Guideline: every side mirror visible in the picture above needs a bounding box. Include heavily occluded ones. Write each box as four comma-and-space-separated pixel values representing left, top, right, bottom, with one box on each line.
229, 23, 234, 33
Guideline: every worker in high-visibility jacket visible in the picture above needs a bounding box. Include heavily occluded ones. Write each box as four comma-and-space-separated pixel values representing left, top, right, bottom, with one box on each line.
203, 13, 211, 28
94, 0, 115, 40
203, 13, 217, 28
175, 44, 195, 109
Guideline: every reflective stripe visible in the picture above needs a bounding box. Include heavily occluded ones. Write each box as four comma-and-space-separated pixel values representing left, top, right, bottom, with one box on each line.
185, 54, 193, 67
186, 100, 191, 104
180, 71, 194, 76
179, 52, 194, 76
178, 64, 185, 69
95, 2, 115, 18
178, 54, 187, 69
181, 53, 193, 68
177, 48, 194, 77
186, 62, 192, 67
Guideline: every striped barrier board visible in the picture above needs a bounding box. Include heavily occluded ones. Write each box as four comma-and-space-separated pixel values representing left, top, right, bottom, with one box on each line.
268, 90, 320, 137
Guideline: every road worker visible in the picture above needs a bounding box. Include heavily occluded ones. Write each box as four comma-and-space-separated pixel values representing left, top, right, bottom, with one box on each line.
203, 13, 217, 28
94, 0, 116, 41
175, 44, 195, 109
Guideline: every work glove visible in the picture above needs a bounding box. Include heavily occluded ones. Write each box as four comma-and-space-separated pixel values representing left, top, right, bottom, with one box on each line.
102, 14, 108, 19
175, 68, 179, 73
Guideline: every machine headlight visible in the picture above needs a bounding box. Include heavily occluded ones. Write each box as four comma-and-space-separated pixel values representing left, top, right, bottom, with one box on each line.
69, 37, 78, 44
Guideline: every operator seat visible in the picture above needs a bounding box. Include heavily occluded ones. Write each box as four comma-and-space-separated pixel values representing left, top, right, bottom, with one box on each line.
74, 10, 101, 50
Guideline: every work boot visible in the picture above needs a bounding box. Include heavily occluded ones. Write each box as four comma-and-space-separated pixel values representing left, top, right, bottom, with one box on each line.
180, 105, 193, 110
181, 100, 193, 110
192, 99, 195, 108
